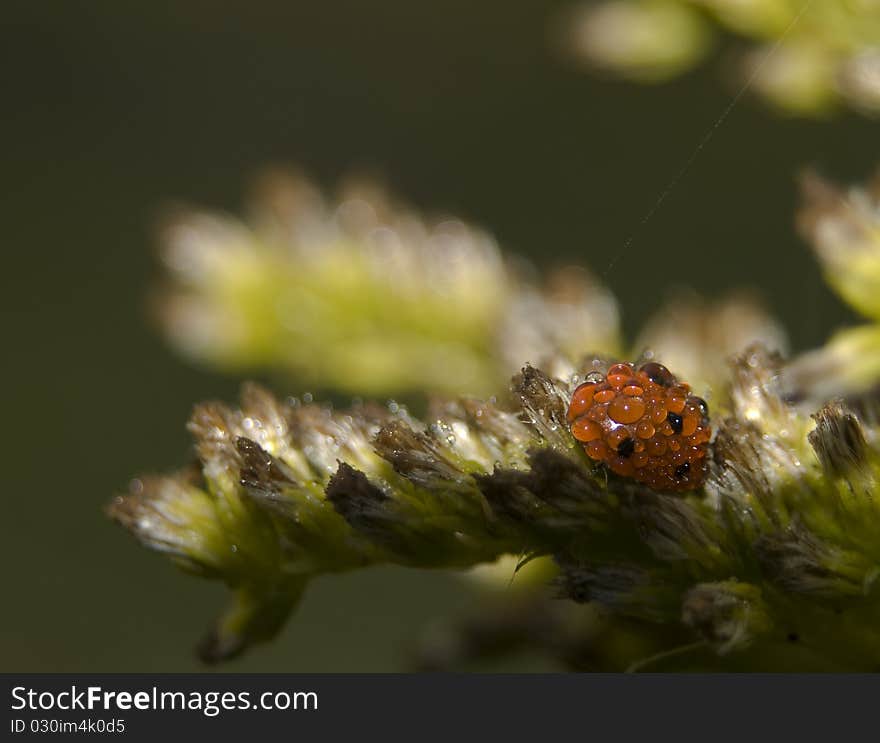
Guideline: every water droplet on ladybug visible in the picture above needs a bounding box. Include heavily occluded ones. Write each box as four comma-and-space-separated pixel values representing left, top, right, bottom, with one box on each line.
608, 396, 646, 424
639, 362, 674, 387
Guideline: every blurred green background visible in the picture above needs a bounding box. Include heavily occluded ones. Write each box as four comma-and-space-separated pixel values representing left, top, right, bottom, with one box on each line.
3, 1, 876, 671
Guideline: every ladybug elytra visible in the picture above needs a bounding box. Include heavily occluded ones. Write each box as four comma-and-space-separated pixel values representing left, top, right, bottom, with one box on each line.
567, 361, 711, 492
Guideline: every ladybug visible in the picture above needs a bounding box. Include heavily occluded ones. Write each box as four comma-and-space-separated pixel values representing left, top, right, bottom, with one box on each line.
566, 361, 711, 492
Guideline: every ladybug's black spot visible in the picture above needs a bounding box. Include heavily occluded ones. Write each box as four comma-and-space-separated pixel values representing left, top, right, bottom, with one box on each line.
693, 397, 709, 419
667, 412, 683, 434
674, 462, 690, 480
640, 362, 674, 387
617, 437, 635, 458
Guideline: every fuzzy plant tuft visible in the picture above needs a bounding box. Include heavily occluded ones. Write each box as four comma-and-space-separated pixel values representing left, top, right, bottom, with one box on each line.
110, 347, 880, 668
563, 0, 880, 116
783, 168, 880, 403
153, 170, 620, 397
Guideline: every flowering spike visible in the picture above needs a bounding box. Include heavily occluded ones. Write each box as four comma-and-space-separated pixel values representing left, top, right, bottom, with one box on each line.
564, 0, 880, 115
155, 172, 620, 397
110, 344, 880, 669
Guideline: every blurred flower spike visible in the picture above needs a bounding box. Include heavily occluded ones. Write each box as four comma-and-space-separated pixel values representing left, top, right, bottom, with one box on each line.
564, 0, 880, 116
784, 168, 880, 403
156, 170, 786, 406
156, 171, 620, 397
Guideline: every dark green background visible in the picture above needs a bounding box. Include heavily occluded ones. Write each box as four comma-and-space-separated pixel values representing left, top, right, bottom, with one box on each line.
3, 1, 875, 671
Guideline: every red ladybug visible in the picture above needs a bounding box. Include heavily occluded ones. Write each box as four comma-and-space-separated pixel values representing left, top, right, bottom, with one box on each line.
567, 361, 711, 492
